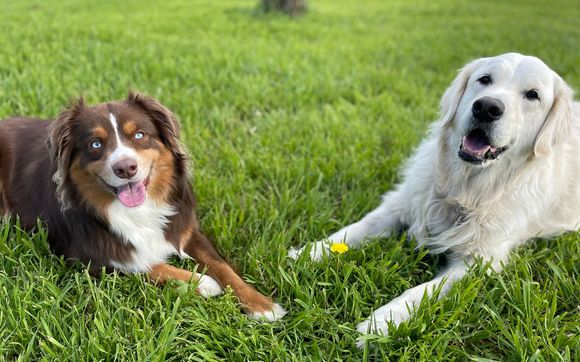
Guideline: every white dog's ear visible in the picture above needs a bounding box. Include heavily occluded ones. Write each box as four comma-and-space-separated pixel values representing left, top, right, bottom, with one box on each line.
533, 77, 574, 157
440, 58, 485, 127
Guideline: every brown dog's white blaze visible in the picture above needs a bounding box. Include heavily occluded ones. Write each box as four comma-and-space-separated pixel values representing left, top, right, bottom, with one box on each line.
102, 112, 153, 208
0, 93, 286, 321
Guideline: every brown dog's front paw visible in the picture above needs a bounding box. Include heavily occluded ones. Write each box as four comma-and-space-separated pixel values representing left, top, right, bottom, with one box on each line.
246, 302, 287, 322
194, 273, 223, 297
240, 291, 287, 322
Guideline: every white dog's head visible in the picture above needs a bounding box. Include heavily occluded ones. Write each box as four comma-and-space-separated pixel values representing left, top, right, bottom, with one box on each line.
440, 53, 574, 167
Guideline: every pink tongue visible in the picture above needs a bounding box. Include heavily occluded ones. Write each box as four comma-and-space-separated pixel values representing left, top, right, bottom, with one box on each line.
117, 181, 146, 208
462, 135, 491, 155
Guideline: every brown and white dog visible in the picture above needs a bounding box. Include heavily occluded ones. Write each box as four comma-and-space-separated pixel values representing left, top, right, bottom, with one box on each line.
0, 93, 286, 321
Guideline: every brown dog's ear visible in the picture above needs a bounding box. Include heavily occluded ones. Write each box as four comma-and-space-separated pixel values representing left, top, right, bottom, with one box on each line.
126, 92, 188, 165
48, 97, 85, 209
440, 58, 486, 127
533, 77, 574, 157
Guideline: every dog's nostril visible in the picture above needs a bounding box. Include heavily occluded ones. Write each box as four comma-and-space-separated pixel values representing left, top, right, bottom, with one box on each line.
473, 100, 483, 111
489, 105, 503, 117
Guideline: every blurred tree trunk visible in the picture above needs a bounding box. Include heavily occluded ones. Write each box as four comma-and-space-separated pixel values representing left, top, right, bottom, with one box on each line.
261, 0, 306, 16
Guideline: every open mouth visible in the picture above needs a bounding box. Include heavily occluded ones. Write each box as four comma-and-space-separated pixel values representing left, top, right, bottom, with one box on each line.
458, 128, 508, 165
103, 176, 150, 208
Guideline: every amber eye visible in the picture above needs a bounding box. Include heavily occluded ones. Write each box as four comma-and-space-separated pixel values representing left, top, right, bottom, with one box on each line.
89, 140, 102, 149
524, 89, 540, 101
134, 131, 144, 140
477, 75, 492, 85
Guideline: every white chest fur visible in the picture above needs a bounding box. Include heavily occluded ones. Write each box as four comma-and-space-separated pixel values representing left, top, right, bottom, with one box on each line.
107, 199, 178, 273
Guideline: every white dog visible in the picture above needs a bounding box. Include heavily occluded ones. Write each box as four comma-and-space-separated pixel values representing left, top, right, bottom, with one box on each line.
289, 53, 579, 346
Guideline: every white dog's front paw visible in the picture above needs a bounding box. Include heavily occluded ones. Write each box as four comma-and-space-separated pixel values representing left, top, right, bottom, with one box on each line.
247, 303, 288, 322
195, 274, 223, 297
355, 302, 411, 348
288, 240, 331, 261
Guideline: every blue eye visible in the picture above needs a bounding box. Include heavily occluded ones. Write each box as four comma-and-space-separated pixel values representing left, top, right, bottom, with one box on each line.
134, 131, 144, 140
90, 140, 102, 149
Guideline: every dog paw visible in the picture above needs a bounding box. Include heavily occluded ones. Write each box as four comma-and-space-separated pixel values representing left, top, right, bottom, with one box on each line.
355, 302, 410, 348
288, 240, 330, 261
247, 303, 288, 322
195, 274, 223, 297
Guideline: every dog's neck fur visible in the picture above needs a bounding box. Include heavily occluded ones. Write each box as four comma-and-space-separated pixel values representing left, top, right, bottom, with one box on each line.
435, 126, 540, 212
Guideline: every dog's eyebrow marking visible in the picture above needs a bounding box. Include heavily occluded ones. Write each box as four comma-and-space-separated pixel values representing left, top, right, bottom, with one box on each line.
92, 126, 108, 139
123, 120, 138, 135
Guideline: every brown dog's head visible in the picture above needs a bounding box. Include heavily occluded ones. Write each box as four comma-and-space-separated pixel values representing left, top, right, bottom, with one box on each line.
48, 92, 188, 212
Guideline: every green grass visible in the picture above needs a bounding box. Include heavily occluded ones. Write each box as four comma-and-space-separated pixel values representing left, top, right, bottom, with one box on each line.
0, 0, 579, 360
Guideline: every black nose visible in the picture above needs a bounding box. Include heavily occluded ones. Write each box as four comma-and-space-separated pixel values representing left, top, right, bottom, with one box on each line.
472, 97, 505, 122
113, 158, 138, 179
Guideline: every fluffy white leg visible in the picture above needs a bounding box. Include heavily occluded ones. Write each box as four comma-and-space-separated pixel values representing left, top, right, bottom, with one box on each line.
289, 192, 405, 261
356, 261, 469, 348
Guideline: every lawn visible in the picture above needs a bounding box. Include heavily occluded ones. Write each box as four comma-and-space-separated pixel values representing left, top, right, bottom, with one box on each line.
0, 0, 579, 360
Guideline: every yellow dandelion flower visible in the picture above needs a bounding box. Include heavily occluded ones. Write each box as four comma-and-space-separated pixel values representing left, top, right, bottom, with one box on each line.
330, 243, 349, 254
